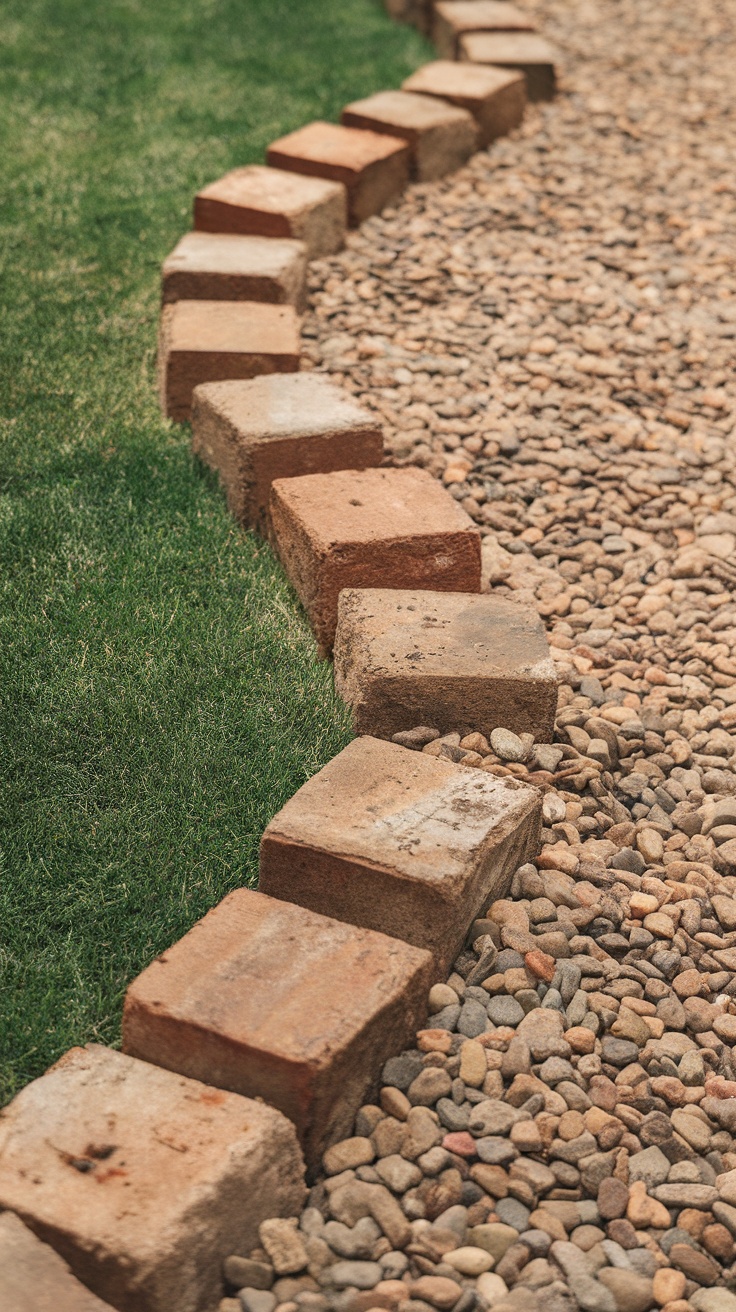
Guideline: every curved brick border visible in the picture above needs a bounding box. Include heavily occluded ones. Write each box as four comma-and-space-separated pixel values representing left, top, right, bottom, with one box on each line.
0, 6, 563, 1309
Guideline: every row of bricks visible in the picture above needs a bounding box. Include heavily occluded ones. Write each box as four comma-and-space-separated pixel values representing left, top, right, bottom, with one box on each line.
0, 7, 561, 1311
158, 33, 559, 420
0, 736, 543, 1310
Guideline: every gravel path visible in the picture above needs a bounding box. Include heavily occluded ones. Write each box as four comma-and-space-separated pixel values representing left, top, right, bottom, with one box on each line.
223, 0, 736, 1308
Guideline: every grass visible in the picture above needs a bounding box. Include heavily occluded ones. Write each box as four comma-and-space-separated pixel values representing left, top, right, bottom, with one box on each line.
0, 0, 430, 1102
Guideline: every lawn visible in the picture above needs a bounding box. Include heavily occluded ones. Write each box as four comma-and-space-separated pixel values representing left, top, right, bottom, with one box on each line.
0, 0, 430, 1102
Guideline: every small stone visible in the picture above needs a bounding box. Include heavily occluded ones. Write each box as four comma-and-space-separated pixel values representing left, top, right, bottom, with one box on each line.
490, 727, 529, 762
225, 1258, 275, 1290
626, 1181, 670, 1230
410, 1276, 464, 1309
476, 1272, 510, 1304
323, 1139, 375, 1176
598, 1178, 629, 1221
375, 1155, 422, 1194
429, 984, 460, 1013
668, 1243, 720, 1285
408, 1069, 453, 1106
328, 1261, 383, 1290
487, 995, 525, 1026
260, 1221, 309, 1277
459, 1040, 488, 1088
238, 1291, 277, 1312
444, 1245, 495, 1275
598, 1268, 654, 1312
652, 1268, 687, 1306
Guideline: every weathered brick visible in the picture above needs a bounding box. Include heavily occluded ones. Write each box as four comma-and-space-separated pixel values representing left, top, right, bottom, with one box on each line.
259, 735, 542, 972
161, 231, 307, 309
432, 1, 535, 58
158, 300, 300, 422
269, 466, 481, 654
194, 164, 346, 258
266, 121, 410, 227
402, 60, 526, 147
459, 32, 559, 101
0, 1212, 115, 1312
0, 1045, 306, 1312
333, 588, 558, 742
123, 889, 433, 1170
191, 374, 383, 535
341, 90, 477, 182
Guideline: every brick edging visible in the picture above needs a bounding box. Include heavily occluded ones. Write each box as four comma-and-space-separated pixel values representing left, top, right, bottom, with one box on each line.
0, 6, 565, 1310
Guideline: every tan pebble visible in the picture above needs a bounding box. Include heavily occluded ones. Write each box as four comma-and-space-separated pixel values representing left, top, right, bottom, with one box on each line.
629, 892, 660, 917
380, 1087, 410, 1120
626, 1180, 670, 1229
652, 1269, 687, 1307
459, 1040, 488, 1088
643, 912, 676, 938
566, 1026, 597, 1054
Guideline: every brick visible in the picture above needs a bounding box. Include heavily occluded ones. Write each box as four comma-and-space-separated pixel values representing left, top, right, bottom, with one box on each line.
459, 32, 559, 101
191, 374, 383, 535
194, 164, 346, 258
432, 1, 536, 58
402, 60, 526, 147
269, 466, 481, 654
0, 1212, 115, 1312
158, 300, 300, 422
123, 889, 434, 1170
333, 588, 558, 742
267, 121, 410, 227
341, 90, 477, 182
0, 1045, 306, 1312
259, 735, 541, 972
161, 231, 307, 309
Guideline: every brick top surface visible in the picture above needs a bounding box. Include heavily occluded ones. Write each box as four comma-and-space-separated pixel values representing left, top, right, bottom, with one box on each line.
196, 164, 344, 213
0, 1212, 115, 1312
164, 300, 300, 353
343, 89, 474, 131
264, 736, 539, 893
125, 888, 432, 1067
461, 31, 559, 61
192, 373, 379, 442
269, 466, 478, 549
403, 59, 525, 98
163, 231, 305, 279
0, 1045, 303, 1254
268, 121, 409, 177
336, 588, 556, 680
434, 0, 535, 30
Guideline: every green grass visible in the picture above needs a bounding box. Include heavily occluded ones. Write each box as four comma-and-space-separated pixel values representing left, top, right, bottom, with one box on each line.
0, 0, 430, 1102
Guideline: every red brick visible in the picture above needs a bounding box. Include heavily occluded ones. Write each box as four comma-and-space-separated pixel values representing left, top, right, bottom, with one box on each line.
0, 1212, 115, 1312
269, 466, 481, 654
161, 231, 307, 309
158, 300, 300, 422
432, 1, 535, 58
459, 32, 559, 101
191, 374, 383, 535
333, 588, 558, 741
194, 164, 346, 258
402, 60, 526, 147
267, 121, 410, 227
259, 735, 542, 972
342, 90, 477, 182
0, 1045, 306, 1312
123, 889, 434, 1169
